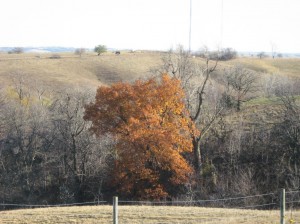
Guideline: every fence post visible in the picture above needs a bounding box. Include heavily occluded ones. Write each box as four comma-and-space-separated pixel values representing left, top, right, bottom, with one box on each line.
280, 188, 285, 224
113, 196, 118, 224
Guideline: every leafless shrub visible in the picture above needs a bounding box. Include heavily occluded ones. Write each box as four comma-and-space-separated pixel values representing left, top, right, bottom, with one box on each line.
49, 54, 61, 59
75, 48, 86, 57
8, 47, 24, 54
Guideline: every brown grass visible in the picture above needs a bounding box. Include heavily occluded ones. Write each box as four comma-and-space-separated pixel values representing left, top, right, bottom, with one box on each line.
0, 52, 163, 91
0, 52, 297, 131
222, 57, 300, 77
1, 52, 299, 91
0, 205, 293, 224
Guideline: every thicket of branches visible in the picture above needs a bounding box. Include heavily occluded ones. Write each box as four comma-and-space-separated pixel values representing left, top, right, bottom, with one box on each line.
0, 52, 300, 206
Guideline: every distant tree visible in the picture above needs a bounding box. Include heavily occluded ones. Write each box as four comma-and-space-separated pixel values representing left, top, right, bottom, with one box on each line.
94, 45, 107, 56
49, 54, 61, 59
196, 45, 209, 58
271, 42, 277, 59
196, 47, 236, 61
84, 74, 198, 199
9, 72, 31, 104
225, 66, 258, 111
257, 52, 267, 59
75, 48, 86, 57
9, 47, 24, 54
0, 87, 7, 142
219, 48, 237, 61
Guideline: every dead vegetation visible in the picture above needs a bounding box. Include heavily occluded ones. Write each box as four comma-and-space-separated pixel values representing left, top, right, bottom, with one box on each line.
0, 205, 288, 224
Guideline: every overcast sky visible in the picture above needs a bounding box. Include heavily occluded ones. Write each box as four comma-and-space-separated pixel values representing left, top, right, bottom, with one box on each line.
1, 0, 300, 53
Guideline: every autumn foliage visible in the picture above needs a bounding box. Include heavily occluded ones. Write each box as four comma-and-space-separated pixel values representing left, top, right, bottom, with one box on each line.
84, 74, 198, 199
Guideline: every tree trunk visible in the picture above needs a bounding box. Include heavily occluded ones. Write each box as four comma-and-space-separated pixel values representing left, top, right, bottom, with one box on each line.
192, 136, 202, 174
237, 99, 241, 111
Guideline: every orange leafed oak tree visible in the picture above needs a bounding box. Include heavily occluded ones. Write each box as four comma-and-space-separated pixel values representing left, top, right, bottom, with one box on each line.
84, 74, 199, 199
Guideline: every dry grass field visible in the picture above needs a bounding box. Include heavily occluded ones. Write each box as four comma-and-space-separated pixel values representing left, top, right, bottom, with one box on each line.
1, 51, 299, 91
0, 205, 296, 224
222, 57, 300, 77
0, 51, 163, 91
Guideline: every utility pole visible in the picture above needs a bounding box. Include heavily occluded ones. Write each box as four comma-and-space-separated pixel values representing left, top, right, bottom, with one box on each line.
220, 0, 223, 49
189, 0, 192, 54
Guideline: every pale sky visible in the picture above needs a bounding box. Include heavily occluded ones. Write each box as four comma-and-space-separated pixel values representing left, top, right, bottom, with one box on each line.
1, 0, 300, 53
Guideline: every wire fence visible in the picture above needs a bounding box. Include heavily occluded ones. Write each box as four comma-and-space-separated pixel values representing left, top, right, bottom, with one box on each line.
285, 190, 300, 223
118, 192, 277, 209
1, 190, 300, 223
0, 201, 107, 210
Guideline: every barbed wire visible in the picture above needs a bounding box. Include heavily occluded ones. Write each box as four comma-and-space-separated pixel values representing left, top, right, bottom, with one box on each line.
235, 202, 277, 209
0, 214, 273, 224
0, 195, 282, 223
0, 201, 106, 208
119, 192, 275, 205
0, 191, 279, 210
286, 201, 300, 204
0, 191, 285, 211
286, 190, 300, 194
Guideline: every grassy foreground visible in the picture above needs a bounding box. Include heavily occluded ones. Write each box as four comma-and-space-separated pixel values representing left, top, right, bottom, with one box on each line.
0, 205, 297, 224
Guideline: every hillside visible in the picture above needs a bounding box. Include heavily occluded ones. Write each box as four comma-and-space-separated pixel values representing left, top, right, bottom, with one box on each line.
1, 51, 299, 153
0, 52, 163, 91
1, 52, 299, 89
1, 51, 298, 127
222, 57, 300, 77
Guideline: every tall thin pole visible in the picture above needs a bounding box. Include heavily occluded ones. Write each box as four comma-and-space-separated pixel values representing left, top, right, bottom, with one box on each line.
220, 0, 224, 49
113, 196, 118, 224
280, 189, 285, 224
189, 0, 192, 53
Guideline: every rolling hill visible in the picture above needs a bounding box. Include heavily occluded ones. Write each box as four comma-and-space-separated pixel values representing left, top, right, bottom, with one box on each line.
1, 51, 299, 90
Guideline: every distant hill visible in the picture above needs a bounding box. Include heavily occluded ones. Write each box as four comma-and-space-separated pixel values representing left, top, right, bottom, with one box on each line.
0, 51, 300, 91
1, 47, 299, 58
0, 47, 93, 53
0, 51, 163, 90
238, 51, 300, 58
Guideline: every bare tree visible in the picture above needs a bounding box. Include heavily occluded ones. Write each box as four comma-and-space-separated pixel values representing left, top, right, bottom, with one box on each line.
29, 79, 52, 105
161, 45, 194, 83
0, 75, 49, 203
9, 47, 24, 54
75, 48, 86, 58
262, 74, 281, 97
257, 52, 267, 59
8, 72, 53, 106
0, 87, 7, 147
224, 66, 258, 111
271, 42, 277, 59
50, 89, 112, 201
161, 45, 222, 173
0, 98, 52, 203
266, 78, 300, 191
9, 72, 31, 103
